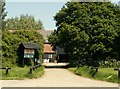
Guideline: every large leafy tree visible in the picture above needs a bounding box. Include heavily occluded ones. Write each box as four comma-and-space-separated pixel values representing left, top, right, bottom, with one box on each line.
0, 0, 7, 30
49, 2, 120, 67
5, 14, 44, 30
113, 2, 120, 62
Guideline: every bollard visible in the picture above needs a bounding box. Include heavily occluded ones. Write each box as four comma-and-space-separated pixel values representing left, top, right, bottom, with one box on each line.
114, 68, 120, 79
118, 68, 120, 78
35, 66, 37, 69
95, 67, 98, 73
6, 67, 8, 75
33, 66, 35, 71
29, 68, 32, 74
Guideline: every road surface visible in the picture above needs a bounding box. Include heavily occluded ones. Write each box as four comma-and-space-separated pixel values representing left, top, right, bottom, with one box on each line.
1, 68, 118, 87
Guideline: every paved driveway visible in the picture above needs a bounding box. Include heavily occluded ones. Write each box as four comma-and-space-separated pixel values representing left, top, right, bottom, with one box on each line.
1, 68, 118, 87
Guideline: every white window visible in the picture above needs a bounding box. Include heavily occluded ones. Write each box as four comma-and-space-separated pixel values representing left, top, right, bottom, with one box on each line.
48, 54, 52, 58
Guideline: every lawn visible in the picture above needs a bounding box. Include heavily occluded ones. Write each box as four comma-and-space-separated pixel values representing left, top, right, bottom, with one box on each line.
0, 66, 44, 80
68, 66, 119, 83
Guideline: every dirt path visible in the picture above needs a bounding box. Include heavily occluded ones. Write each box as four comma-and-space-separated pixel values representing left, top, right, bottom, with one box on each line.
1, 68, 118, 87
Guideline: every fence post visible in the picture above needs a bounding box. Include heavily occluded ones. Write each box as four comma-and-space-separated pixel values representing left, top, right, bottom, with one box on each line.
6, 67, 8, 75
29, 67, 32, 74
118, 68, 120, 78
33, 66, 35, 71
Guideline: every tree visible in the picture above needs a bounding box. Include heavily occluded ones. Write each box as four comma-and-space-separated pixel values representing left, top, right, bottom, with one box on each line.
5, 14, 44, 30
112, 2, 120, 62
0, 0, 7, 30
118, 1, 120, 5
49, 2, 120, 67
2, 30, 44, 67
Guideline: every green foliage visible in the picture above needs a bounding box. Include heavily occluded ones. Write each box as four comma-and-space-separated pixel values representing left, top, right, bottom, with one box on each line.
49, 2, 120, 67
113, 3, 120, 61
48, 30, 58, 49
2, 30, 44, 67
75, 66, 97, 77
68, 66, 119, 83
1, 66, 44, 80
100, 59, 120, 68
25, 66, 44, 79
0, 1, 7, 30
5, 14, 44, 30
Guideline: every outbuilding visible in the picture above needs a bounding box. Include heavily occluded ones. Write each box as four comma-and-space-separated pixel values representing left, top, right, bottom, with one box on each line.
18, 42, 40, 66
43, 42, 56, 63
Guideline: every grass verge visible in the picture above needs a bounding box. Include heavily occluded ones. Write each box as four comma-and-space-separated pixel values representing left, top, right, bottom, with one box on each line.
0, 66, 44, 80
68, 66, 119, 83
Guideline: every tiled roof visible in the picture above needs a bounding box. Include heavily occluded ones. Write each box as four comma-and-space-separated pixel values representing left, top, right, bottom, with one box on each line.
44, 43, 55, 53
36, 30, 54, 42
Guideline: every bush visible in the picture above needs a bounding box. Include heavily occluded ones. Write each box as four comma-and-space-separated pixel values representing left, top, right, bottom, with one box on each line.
75, 66, 96, 77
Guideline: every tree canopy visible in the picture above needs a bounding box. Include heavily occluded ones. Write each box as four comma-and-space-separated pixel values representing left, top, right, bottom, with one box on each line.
5, 14, 44, 30
113, 1, 120, 61
48, 2, 120, 67
0, 1, 7, 30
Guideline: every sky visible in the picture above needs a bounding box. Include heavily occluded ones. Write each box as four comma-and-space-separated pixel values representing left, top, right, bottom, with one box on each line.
6, 0, 119, 30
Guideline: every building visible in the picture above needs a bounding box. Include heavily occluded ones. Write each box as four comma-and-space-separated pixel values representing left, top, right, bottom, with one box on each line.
37, 30, 56, 63
56, 46, 68, 62
43, 43, 56, 63
18, 42, 40, 66
9, 30, 68, 63
37, 30, 68, 63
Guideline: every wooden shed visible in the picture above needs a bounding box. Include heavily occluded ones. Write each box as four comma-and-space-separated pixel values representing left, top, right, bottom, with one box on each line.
18, 42, 40, 66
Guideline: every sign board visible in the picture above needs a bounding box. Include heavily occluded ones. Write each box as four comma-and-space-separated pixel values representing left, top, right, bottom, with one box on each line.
24, 49, 35, 54
24, 49, 34, 58
24, 54, 34, 58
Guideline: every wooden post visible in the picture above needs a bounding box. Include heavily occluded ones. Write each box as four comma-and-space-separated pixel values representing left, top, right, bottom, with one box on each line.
29, 68, 32, 74
33, 66, 35, 71
6, 67, 8, 75
114, 68, 120, 79
22, 59, 24, 67
118, 68, 120, 78
95, 67, 98, 73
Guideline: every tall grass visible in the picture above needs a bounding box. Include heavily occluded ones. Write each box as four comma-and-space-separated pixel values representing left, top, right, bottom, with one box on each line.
68, 66, 119, 83
0, 66, 44, 80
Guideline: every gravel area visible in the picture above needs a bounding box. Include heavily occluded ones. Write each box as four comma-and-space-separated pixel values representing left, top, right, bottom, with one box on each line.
1, 68, 118, 87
